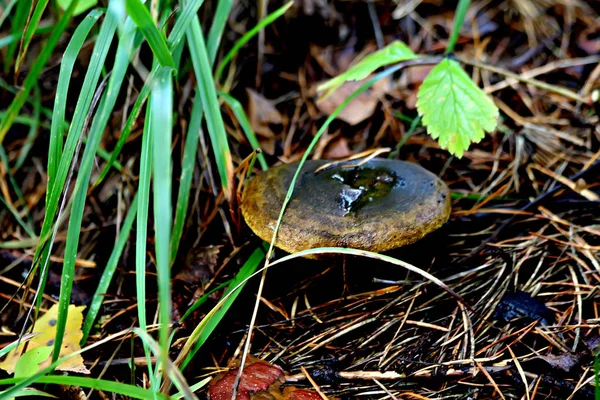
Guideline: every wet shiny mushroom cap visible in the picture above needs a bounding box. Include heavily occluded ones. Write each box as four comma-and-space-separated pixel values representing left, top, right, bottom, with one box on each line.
241, 158, 451, 255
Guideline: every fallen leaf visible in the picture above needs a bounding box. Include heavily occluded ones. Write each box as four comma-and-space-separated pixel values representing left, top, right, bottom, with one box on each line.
316, 76, 390, 125
538, 352, 583, 372
246, 89, 283, 139
208, 357, 339, 400
0, 304, 89, 375
323, 137, 351, 159
398, 65, 435, 89
494, 291, 554, 326
283, 387, 328, 400
209, 359, 284, 400
176, 245, 222, 285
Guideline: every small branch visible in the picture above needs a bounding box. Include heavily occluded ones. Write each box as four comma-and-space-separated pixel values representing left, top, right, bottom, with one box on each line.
286, 370, 406, 382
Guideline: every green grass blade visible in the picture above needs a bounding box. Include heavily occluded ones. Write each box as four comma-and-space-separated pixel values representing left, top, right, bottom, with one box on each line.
134, 330, 198, 400
48, 8, 104, 188
170, 90, 201, 265
4, 388, 54, 398
216, 1, 293, 81
270, 247, 462, 296
81, 194, 138, 344
167, 0, 205, 50
171, 378, 211, 400
179, 280, 230, 322
95, 145, 123, 171
0, 376, 167, 399
93, 68, 155, 187
2, 0, 30, 73
0, 0, 78, 143
0, 334, 35, 359
0, 196, 36, 238
446, 0, 470, 54
62, 14, 138, 345
95, 0, 206, 187
181, 246, 264, 369
206, 0, 232, 64
125, 0, 174, 68
389, 114, 421, 159
186, 16, 233, 200
136, 87, 157, 391
0, 0, 19, 29
52, 12, 119, 364
27, 7, 117, 324
150, 67, 174, 375
0, 25, 55, 49
0, 146, 34, 232
219, 91, 268, 171
13, 0, 50, 75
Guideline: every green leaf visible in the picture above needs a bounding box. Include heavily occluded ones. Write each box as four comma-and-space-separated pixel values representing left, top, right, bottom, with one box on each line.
206, 0, 233, 64
186, 16, 234, 201
181, 246, 264, 369
219, 91, 268, 171
81, 195, 138, 344
416, 58, 499, 158
150, 67, 174, 373
125, 0, 174, 68
14, 0, 49, 76
0, 375, 168, 399
14, 347, 53, 378
57, 0, 98, 16
317, 41, 417, 98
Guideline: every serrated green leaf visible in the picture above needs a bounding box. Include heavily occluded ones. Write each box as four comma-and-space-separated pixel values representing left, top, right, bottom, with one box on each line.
57, 0, 98, 16
416, 58, 499, 158
318, 41, 418, 98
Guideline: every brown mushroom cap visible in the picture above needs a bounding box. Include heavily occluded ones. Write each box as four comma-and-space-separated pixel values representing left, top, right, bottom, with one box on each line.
241, 158, 451, 255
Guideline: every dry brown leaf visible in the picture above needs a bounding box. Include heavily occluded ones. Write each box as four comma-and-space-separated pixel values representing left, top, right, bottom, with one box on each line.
316, 76, 390, 125
323, 137, 351, 159
175, 245, 222, 285
247, 89, 283, 139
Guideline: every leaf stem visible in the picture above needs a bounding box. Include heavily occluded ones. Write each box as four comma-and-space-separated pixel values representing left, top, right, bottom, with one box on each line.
446, 0, 470, 55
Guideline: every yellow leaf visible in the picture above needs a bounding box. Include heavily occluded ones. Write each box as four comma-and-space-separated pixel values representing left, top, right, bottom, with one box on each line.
0, 304, 89, 375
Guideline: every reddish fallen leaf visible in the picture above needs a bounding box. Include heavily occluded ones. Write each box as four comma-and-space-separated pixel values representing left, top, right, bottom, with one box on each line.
208, 357, 338, 400
209, 359, 284, 400
283, 387, 326, 400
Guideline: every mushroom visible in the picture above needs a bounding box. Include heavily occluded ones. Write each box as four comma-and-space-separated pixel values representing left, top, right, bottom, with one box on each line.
241, 158, 451, 255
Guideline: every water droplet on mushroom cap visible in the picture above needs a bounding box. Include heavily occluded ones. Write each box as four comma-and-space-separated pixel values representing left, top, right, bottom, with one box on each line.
241, 158, 451, 255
